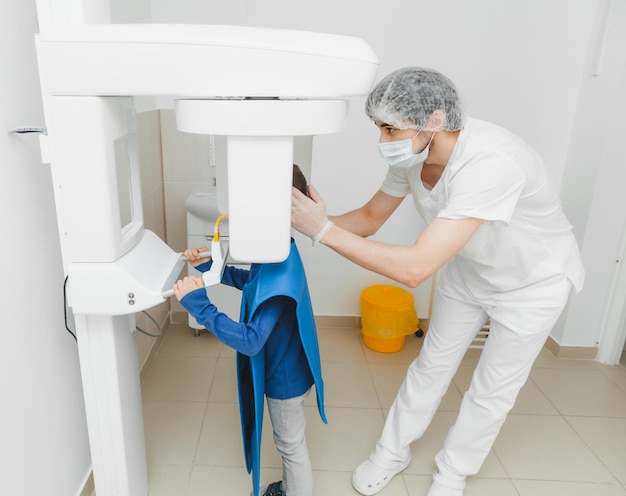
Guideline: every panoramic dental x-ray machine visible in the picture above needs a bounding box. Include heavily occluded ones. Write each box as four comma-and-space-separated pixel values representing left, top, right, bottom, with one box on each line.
35, 24, 378, 495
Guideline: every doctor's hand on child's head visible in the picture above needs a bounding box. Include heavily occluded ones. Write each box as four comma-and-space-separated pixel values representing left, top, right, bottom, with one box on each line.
183, 246, 211, 267
173, 276, 204, 301
291, 184, 330, 241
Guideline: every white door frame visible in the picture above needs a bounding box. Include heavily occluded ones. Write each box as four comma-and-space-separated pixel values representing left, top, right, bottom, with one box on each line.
597, 219, 626, 364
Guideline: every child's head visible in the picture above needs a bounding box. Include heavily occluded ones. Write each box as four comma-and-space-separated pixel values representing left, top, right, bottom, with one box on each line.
293, 164, 308, 196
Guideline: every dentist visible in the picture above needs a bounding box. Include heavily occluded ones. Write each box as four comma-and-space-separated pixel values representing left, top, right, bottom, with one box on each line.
291, 67, 584, 496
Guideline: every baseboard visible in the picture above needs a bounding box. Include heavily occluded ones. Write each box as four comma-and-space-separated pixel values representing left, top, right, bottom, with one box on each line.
155, 314, 604, 362
172, 312, 363, 330
79, 472, 94, 496
172, 313, 427, 333
545, 336, 598, 360
314, 315, 360, 328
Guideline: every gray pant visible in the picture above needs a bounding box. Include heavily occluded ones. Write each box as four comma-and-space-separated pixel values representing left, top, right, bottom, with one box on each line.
267, 389, 312, 496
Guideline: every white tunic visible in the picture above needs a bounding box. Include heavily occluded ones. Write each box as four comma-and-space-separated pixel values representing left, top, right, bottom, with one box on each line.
381, 117, 584, 307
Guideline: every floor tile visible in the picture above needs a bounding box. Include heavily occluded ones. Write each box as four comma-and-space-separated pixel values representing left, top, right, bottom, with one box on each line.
404, 474, 519, 496
143, 400, 206, 465
493, 414, 616, 482
508, 377, 560, 415
156, 324, 223, 357
317, 327, 366, 363
314, 470, 372, 495
194, 402, 245, 466
404, 474, 436, 496
464, 477, 519, 495
207, 357, 238, 404
147, 464, 191, 496
532, 347, 599, 369
437, 383, 464, 413
459, 348, 484, 367
405, 473, 519, 495
514, 480, 626, 496
141, 355, 217, 402
307, 407, 385, 472
598, 363, 626, 393
188, 465, 251, 496
531, 368, 626, 417
566, 416, 626, 483
141, 321, 626, 495
318, 361, 380, 408
368, 362, 409, 409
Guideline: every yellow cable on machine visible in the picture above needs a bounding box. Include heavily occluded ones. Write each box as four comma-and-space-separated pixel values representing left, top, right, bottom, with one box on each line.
213, 213, 229, 241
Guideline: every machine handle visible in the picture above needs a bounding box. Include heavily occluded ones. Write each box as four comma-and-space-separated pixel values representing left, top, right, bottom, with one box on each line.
161, 251, 211, 298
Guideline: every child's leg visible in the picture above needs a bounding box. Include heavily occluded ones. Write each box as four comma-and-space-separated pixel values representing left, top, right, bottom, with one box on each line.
267, 390, 312, 496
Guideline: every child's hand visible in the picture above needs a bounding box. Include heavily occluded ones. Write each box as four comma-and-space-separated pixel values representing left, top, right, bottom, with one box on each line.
173, 276, 204, 301
183, 246, 211, 267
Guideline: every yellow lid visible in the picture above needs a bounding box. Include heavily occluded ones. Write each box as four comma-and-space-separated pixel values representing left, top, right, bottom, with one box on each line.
361, 285, 414, 307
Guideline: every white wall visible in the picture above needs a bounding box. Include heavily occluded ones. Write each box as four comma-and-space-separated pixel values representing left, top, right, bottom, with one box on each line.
0, 1, 91, 494
554, 0, 626, 353
135, 110, 170, 367
150, 0, 603, 325
111, 0, 150, 23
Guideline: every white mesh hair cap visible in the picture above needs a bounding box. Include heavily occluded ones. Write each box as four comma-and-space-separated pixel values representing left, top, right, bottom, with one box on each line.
365, 67, 465, 131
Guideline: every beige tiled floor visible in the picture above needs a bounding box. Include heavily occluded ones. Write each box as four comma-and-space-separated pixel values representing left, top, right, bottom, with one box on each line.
141, 323, 626, 496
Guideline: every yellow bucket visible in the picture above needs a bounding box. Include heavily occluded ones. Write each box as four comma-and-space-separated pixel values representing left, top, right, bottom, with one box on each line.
360, 285, 419, 353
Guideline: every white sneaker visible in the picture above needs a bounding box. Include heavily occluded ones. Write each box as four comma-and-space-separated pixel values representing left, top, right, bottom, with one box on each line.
426, 470, 465, 496
351, 454, 411, 495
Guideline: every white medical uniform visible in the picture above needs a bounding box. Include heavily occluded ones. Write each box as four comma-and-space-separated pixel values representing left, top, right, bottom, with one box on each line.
374, 117, 584, 479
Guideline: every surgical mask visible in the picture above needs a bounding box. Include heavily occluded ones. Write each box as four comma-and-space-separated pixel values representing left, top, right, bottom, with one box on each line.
378, 130, 433, 168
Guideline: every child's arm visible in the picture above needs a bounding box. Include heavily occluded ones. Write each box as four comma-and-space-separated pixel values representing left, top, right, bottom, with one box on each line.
172, 276, 205, 299
173, 280, 286, 356
183, 246, 250, 288
219, 265, 251, 290
182, 246, 212, 273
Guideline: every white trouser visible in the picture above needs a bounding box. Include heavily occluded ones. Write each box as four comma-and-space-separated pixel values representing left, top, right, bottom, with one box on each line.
373, 278, 571, 479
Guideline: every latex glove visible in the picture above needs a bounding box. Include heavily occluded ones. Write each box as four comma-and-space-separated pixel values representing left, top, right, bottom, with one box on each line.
183, 246, 211, 267
292, 185, 334, 244
173, 276, 204, 301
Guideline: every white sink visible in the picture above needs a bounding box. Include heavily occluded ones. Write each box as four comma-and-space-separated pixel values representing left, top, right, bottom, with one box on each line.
184, 192, 223, 221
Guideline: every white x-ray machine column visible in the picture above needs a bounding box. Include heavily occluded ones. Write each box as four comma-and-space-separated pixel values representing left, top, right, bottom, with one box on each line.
35, 25, 378, 495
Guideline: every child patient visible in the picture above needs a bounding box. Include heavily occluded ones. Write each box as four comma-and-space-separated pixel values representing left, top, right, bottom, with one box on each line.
173, 164, 326, 496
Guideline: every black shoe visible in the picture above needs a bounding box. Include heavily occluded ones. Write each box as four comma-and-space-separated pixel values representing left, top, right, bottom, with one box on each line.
261, 481, 284, 496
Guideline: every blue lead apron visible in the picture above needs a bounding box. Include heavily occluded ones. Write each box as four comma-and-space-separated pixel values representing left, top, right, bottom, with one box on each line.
237, 240, 327, 496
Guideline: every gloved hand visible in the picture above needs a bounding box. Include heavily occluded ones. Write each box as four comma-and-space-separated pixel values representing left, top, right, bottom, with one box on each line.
291, 185, 334, 245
